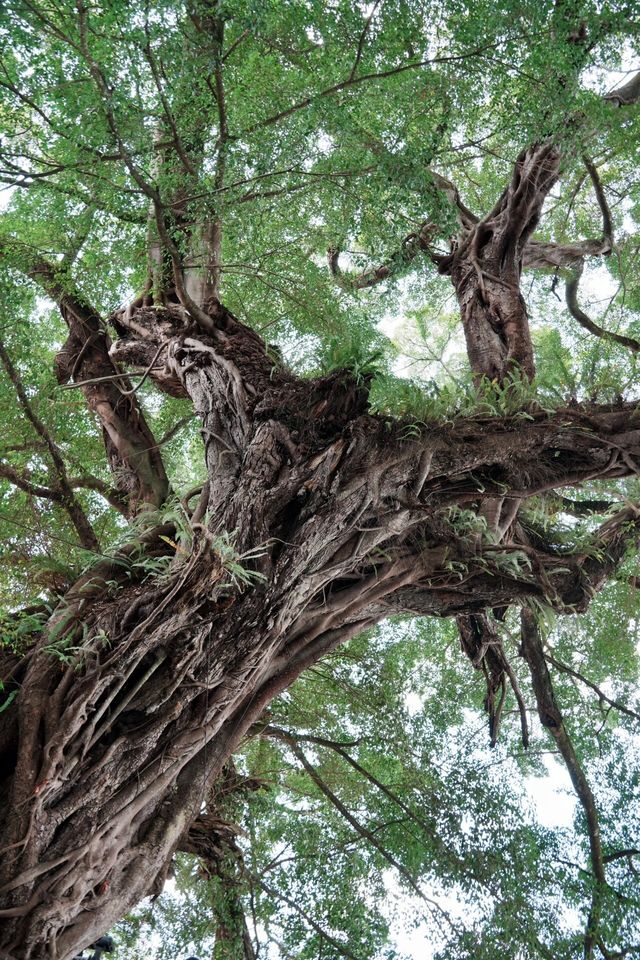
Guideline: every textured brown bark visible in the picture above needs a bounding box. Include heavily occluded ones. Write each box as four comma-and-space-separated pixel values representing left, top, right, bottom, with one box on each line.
441, 142, 560, 383
2, 295, 640, 958
0, 241, 170, 514
3, 142, 640, 960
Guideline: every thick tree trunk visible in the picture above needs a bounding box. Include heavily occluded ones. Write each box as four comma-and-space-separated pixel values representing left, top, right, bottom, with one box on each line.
2, 302, 640, 958
0, 302, 407, 958
2, 145, 640, 960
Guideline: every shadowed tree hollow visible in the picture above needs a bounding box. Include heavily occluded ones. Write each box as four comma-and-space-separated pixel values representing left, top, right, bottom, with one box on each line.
1, 1, 640, 958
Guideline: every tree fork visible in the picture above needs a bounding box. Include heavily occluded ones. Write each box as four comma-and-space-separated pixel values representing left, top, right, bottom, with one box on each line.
2, 130, 640, 956
3, 286, 640, 957
441, 142, 560, 384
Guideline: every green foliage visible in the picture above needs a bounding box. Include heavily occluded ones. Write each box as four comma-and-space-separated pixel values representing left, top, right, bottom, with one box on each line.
0, 606, 48, 652
205, 531, 268, 590
1, 0, 640, 957
370, 374, 467, 424
370, 368, 544, 426
113, 608, 640, 959
0, 684, 17, 714
319, 331, 388, 384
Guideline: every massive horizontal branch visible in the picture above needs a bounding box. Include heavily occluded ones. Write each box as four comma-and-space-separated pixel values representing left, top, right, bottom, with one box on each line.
111, 297, 640, 584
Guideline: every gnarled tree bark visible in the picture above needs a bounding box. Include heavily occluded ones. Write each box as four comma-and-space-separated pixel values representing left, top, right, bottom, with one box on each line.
2, 279, 640, 957
439, 141, 560, 383
2, 67, 640, 960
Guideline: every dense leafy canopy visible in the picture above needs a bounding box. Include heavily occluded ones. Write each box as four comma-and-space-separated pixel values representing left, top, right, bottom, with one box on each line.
1, 1, 640, 958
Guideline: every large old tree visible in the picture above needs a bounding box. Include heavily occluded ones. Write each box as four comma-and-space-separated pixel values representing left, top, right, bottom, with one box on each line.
1, 1, 640, 957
